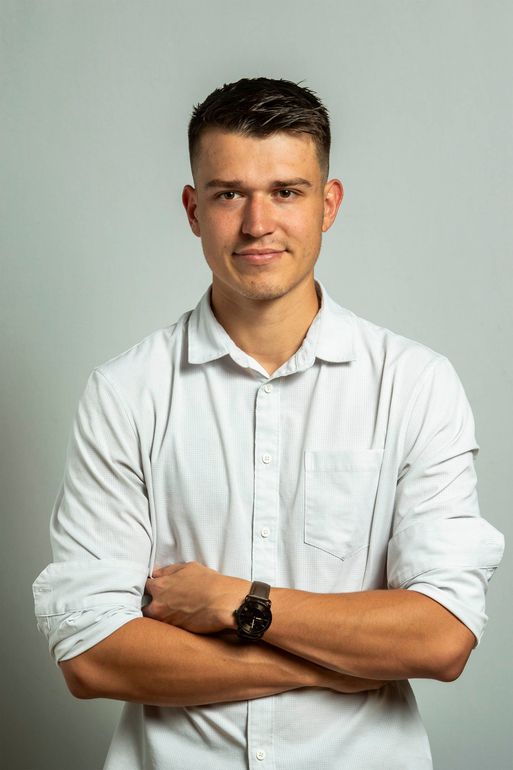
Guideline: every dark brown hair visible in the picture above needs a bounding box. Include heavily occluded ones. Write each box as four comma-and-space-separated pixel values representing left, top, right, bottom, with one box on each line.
188, 77, 331, 179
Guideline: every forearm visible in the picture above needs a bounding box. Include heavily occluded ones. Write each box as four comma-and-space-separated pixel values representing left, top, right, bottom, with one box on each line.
59, 616, 378, 706
263, 587, 475, 681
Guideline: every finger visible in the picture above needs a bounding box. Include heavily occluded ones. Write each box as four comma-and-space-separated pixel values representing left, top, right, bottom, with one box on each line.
144, 577, 159, 594
152, 562, 186, 577
142, 601, 158, 619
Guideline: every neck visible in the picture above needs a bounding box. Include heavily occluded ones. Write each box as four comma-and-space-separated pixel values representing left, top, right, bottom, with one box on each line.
209, 277, 321, 375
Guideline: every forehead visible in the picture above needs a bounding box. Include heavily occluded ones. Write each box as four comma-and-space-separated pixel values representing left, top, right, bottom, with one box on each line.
192, 129, 321, 185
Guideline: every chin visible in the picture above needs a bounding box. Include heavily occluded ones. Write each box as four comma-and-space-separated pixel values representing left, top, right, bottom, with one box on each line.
235, 280, 291, 302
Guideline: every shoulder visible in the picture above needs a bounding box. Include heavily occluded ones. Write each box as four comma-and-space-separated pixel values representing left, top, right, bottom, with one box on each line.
91, 308, 192, 404
351, 311, 447, 384
348, 311, 474, 434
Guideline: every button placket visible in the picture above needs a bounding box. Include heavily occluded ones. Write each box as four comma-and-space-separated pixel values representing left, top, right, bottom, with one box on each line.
252, 381, 280, 585
248, 698, 275, 770
246, 380, 279, 770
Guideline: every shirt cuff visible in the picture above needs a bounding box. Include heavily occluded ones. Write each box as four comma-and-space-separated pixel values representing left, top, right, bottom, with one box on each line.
32, 558, 149, 665
387, 517, 505, 645
404, 569, 495, 647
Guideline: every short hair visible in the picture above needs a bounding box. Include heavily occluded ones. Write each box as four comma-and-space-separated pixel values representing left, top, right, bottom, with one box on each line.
188, 77, 331, 180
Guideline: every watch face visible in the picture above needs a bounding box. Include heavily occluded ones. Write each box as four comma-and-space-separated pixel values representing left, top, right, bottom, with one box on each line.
236, 598, 272, 639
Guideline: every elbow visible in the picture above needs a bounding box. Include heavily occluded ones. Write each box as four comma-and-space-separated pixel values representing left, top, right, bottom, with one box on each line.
434, 657, 465, 683
431, 630, 475, 683
59, 655, 97, 699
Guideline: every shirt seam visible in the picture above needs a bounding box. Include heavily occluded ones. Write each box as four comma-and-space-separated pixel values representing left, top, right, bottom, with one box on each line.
93, 367, 139, 441
396, 563, 499, 587
35, 604, 142, 618
397, 353, 447, 479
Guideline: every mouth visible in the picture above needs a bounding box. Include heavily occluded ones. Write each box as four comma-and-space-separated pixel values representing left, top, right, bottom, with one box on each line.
233, 249, 285, 264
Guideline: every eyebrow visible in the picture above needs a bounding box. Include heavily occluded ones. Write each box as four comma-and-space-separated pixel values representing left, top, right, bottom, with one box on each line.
204, 177, 313, 189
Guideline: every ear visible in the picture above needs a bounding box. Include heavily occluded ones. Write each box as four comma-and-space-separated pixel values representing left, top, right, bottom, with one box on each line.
321, 178, 344, 233
182, 185, 201, 237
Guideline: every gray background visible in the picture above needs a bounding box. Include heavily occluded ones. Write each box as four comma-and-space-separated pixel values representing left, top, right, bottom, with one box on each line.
1, 1, 511, 768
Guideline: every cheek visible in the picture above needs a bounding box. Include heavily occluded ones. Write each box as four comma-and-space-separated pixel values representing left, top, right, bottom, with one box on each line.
290, 213, 322, 249
202, 212, 236, 244
199, 221, 236, 263
289, 200, 324, 233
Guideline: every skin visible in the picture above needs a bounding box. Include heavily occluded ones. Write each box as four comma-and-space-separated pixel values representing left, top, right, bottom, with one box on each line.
151, 127, 475, 680
60, 128, 475, 705
143, 561, 475, 682
182, 128, 343, 375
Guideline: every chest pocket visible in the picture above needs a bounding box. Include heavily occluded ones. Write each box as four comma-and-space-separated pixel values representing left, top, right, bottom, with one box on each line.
304, 449, 384, 560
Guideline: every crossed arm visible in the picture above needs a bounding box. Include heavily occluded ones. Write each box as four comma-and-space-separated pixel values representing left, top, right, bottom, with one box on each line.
53, 352, 494, 709
59, 561, 475, 706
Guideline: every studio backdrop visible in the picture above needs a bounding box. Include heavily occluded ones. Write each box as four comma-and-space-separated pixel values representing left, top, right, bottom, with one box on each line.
1, 2, 511, 769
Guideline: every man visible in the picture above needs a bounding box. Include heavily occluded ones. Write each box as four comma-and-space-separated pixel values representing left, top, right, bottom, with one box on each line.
33, 77, 504, 769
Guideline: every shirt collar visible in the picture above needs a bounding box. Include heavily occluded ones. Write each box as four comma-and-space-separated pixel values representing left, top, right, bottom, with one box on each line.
187, 278, 356, 370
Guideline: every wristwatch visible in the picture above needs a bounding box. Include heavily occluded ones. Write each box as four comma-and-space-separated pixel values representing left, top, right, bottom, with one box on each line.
234, 581, 272, 640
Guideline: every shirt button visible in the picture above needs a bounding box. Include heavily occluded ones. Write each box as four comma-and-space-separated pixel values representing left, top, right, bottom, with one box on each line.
261, 527, 270, 538
262, 454, 272, 464
264, 383, 273, 393
256, 750, 266, 760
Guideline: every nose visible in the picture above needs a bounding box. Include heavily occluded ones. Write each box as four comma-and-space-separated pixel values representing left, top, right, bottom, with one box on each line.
241, 194, 275, 239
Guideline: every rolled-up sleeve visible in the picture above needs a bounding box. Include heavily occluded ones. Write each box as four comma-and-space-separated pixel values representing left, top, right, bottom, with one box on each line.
32, 368, 152, 666
387, 355, 505, 645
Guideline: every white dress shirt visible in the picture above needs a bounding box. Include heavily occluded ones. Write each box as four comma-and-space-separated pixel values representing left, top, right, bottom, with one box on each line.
32, 278, 504, 770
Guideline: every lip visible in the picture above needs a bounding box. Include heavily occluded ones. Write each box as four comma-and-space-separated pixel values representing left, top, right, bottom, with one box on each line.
234, 250, 284, 264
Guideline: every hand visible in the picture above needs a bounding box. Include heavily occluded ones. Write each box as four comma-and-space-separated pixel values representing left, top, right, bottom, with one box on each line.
326, 672, 387, 694
143, 561, 250, 634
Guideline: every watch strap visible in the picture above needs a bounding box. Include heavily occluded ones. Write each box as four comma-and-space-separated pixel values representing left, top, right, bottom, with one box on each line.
248, 580, 271, 601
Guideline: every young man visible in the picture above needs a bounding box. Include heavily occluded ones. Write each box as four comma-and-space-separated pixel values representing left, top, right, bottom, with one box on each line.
33, 77, 504, 769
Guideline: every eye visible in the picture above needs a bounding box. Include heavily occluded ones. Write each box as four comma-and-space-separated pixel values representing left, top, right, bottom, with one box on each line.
276, 189, 298, 199
217, 191, 240, 200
